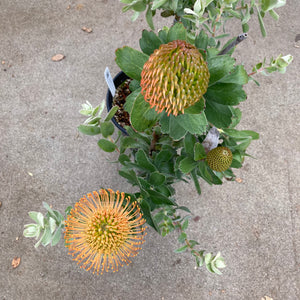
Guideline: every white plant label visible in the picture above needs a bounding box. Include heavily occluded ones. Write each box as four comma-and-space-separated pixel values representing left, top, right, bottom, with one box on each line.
104, 67, 116, 97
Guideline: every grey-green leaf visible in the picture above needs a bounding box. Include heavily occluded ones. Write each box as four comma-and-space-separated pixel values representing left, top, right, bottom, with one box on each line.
115, 46, 149, 81
100, 121, 115, 138
174, 244, 188, 253
97, 139, 117, 152
105, 106, 119, 122
78, 125, 101, 136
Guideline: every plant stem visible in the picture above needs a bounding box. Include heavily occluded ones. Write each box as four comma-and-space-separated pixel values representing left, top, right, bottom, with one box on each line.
173, 217, 201, 258
212, 6, 224, 37
149, 131, 159, 156
248, 67, 263, 76
109, 137, 120, 153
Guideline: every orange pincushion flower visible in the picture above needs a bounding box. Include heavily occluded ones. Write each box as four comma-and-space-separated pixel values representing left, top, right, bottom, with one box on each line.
141, 40, 210, 116
64, 189, 147, 275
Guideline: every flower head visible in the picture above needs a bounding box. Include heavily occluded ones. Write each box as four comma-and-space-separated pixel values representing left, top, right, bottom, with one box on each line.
206, 146, 233, 172
65, 189, 146, 275
141, 40, 210, 116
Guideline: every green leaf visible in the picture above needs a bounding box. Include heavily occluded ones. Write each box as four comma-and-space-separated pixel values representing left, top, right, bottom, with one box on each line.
129, 79, 140, 92
205, 83, 247, 105
175, 113, 207, 135
145, 6, 155, 30
78, 125, 101, 136
23, 224, 39, 238
228, 9, 242, 18
230, 107, 242, 128
152, 0, 168, 10
268, 9, 279, 20
140, 199, 160, 232
256, 6, 267, 37
241, 130, 260, 140
149, 171, 166, 186
207, 168, 223, 185
160, 114, 187, 140
205, 252, 212, 264
65, 206, 72, 217
207, 55, 235, 86
154, 210, 165, 224
137, 177, 152, 190
118, 153, 131, 165
234, 138, 252, 151
119, 169, 138, 185
178, 232, 187, 243
124, 88, 142, 114
219, 37, 236, 56
215, 257, 226, 269
41, 226, 52, 246
214, 33, 230, 39
195, 30, 208, 50
49, 217, 56, 234
28, 212, 44, 228
155, 150, 173, 166
177, 206, 192, 213
180, 157, 198, 173
105, 106, 119, 121
188, 240, 200, 248
130, 93, 159, 131
42, 202, 57, 222
218, 65, 249, 85
161, 9, 175, 17
231, 158, 243, 168
136, 149, 157, 172
115, 46, 149, 81
126, 127, 151, 145
184, 98, 205, 114
210, 263, 222, 275
184, 133, 196, 156
131, 11, 140, 22
97, 139, 117, 152
242, 23, 250, 33
182, 219, 189, 231
204, 99, 233, 128
197, 161, 213, 185
242, 4, 251, 24
100, 121, 114, 138
158, 29, 168, 43
223, 129, 259, 140
261, 0, 286, 12
147, 189, 176, 206
191, 169, 201, 194
120, 136, 139, 153
167, 22, 187, 42
51, 224, 63, 246
132, 1, 147, 12
174, 244, 188, 253
139, 30, 162, 55
156, 185, 174, 197
194, 142, 206, 161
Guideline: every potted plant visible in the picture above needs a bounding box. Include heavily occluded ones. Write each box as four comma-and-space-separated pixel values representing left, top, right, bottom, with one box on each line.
24, 0, 292, 276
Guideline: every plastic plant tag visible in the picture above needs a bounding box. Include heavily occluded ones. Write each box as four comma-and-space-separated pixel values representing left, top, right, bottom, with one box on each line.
104, 67, 116, 97
202, 127, 220, 152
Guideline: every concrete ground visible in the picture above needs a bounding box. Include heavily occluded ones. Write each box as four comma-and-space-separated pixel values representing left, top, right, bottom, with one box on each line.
0, 1, 299, 299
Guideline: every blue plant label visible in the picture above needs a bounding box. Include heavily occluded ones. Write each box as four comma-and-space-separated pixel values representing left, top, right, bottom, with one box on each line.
104, 67, 116, 97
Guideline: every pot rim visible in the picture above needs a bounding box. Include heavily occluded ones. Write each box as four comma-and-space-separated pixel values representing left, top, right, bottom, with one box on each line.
106, 71, 130, 135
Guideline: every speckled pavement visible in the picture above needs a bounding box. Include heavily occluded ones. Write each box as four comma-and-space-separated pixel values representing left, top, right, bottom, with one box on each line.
0, 1, 299, 299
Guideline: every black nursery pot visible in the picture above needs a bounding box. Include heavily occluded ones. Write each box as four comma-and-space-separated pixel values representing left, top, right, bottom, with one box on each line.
106, 71, 130, 135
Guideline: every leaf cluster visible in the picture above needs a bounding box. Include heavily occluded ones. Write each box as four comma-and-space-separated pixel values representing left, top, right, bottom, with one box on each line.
23, 202, 71, 248
120, 0, 286, 38
174, 216, 226, 274
75, 24, 263, 273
